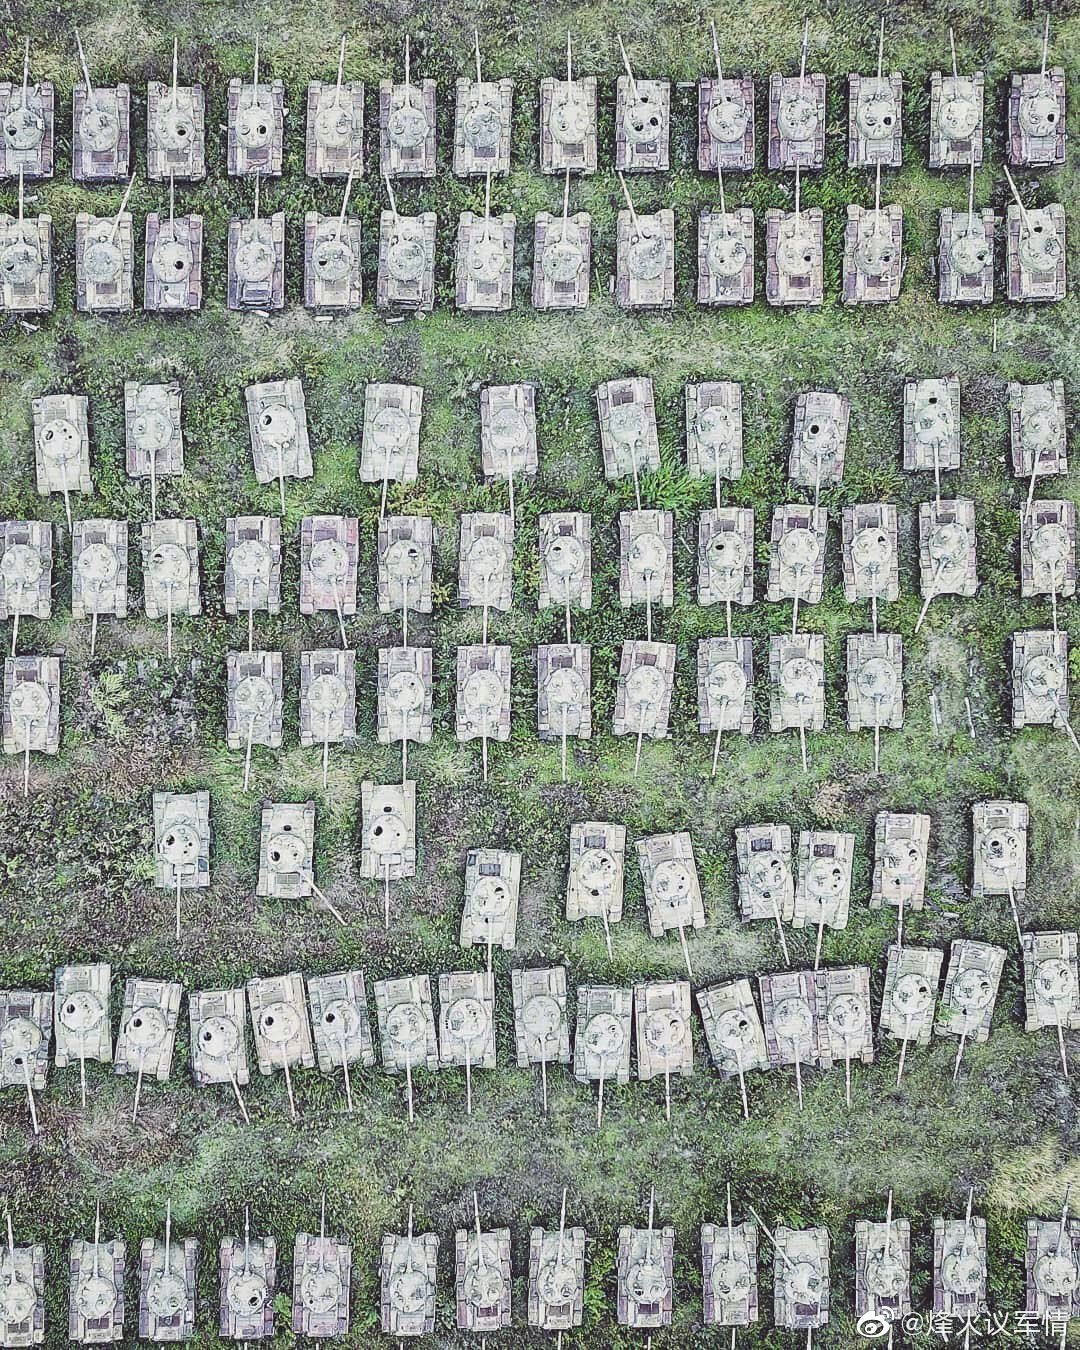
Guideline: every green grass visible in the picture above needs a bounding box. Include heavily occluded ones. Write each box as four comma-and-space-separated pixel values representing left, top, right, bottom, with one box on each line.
2, 0, 1080, 1344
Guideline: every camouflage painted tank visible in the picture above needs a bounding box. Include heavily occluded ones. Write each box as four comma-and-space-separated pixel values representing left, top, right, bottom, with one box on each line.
904, 376, 961, 472
566, 821, 625, 924
616, 207, 674, 310
537, 643, 591, 743
0, 70, 54, 179
72, 80, 130, 181
303, 212, 361, 312
842, 503, 899, 604
147, 77, 205, 181
359, 781, 416, 881
698, 207, 755, 306
455, 211, 515, 312
532, 208, 591, 310
378, 516, 434, 617
814, 966, 873, 1071
0, 988, 53, 1098
455, 645, 511, 745
918, 499, 977, 599
698, 72, 754, 171
218, 1213, 275, 1339
138, 1209, 196, 1342
291, 1212, 350, 1339
934, 939, 1006, 1045
938, 206, 995, 304
855, 1209, 910, 1327
68, 1209, 125, 1344
929, 70, 984, 168
634, 980, 693, 1082
842, 205, 902, 304
379, 72, 437, 179
377, 647, 434, 746
527, 1216, 585, 1331
573, 984, 632, 1086
1009, 380, 1067, 481
125, 382, 183, 488
512, 966, 571, 1069
0, 210, 53, 314
539, 64, 597, 174
1007, 202, 1066, 303
144, 213, 203, 312
768, 72, 826, 169
307, 970, 376, 1078
142, 520, 200, 623
698, 979, 769, 1082
71, 520, 127, 623
794, 830, 854, 932
933, 1204, 986, 1318
1021, 931, 1080, 1035
1020, 500, 1076, 600
736, 824, 794, 925
114, 977, 182, 1084
228, 212, 285, 312
612, 641, 676, 741
539, 513, 592, 613
767, 505, 827, 606
1025, 1210, 1080, 1322
773, 1225, 830, 1330
299, 649, 356, 749
459, 512, 513, 611
617, 1213, 674, 1328
0, 520, 51, 628
0, 1216, 45, 1345
846, 633, 904, 732
438, 971, 496, 1072
188, 987, 249, 1089
374, 974, 439, 1075
697, 637, 753, 739
33, 394, 90, 503
871, 812, 931, 912
226, 74, 284, 176
698, 508, 754, 608
75, 212, 133, 313
454, 1218, 511, 1332
702, 1211, 758, 1327
597, 378, 660, 482
789, 391, 848, 490
619, 509, 672, 609
379, 1220, 437, 1338
636, 832, 706, 940
224, 517, 282, 617
453, 73, 513, 176
361, 382, 422, 486
3, 655, 60, 761
376, 209, 436, 312
305, 79, 363, 177
152, 791, 209, 893
481, 383, 537, 481
1009, 69, 1066, 168
299, 515, 359, 621
1012, 629, 1070, 730
247, 972, 315, 1078
768, 635, 826, 734
53, 963, 112, 1072
972, 799, 1028, 899
765, 204, 823, 306
759, 969, 819, 1073
880, 944, 943, 1048
848, 71, 903, 166
256, 802, 315, 900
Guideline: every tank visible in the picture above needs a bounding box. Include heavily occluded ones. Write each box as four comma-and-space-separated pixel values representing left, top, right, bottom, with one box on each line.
1021, 931, 1080, 1034
616, 208, 674, 309
32, 394, 90, 501
794, 831, 854, 932
71, 520, 126, 624
455, 211, 515, 312
512, 966, 571, 1067
3, 656, 59, 757
759, 970, 819, 1070
305, 80, 363, 177
227, 77, 284, 176
773, 1226, 830, 1330
125, 382, 183, 486
0, 520, 51, 626
612, 640, 676, 740
929, 71, 984, 168
153, 791, 210, 892
619, 509, 673, 608
814, 966, 873, 1069
379, 1224, 437, 1337
698, 74, 755, 170
75, 212, 133, 313
299, 515, 359, 620
376, 210, 436, 312
848, 72, 903, 166
1012, 629, 1070, 730
1020, 500, 1076, 599
303, 212, 361, 312
359, 781, 416, 881
189, 987, 249, 1088
615, 73, 669, 172
843, 205, 903, 304
227, 213, 285, 311
144, 214, 203, 312
698, 508, 754, 608
539, 513, 592, 612
114, 977, 182, 1083
0, 212, 53, 313
769, 634, 825, 733
438, 971, 496, 1070
72, 83, 130, 181
307, 970, 376, 1074
904, 377, 961, 472
246, 380, 312, 489
454, 76, 513, 176
373, 974, 439, 1074
635, 980, 693, 1081
846, 633, 904, 732
0, 989, 53, 1095
698, 979, 769, 1078
938, 207, 995, 304
972, 799, 1028, 898
0, 77, 54, 178
532, 210, 591, 310
1007, 202, 1066, 302
702, 1213, 758, 1328
54, 964, 111, 1070
454, 1221, 511, 1332
147, 81, 205, 181
700, 208, 756, 310
1025, 1213, 1080, 1321
789, 391, 849, 490
218, 1216, 275, 1339
68, 1215, 125, 1343
255, 801, 315, 900
459, 512, 513, 611
686, 382, 743, 481
455, 645, 511, 744
918, 499, 977, 598
768, 73, 826, 169
880, 944, 943, 1046
224, 517, 282, 616
377, 517, 433, 617
299, 649, 356, 748
736, 824, 795, 924
767, 505, 827, 605
1009, 380, 1067, 481
379, 77, 436, 178
566, 821, 626, 924
636, 832, 706, 939
537, 643, 591, 742
872, 812, 931, 912
597, 377, 660, 481
138, 1217, 196, 1342
0, 1218, 45, 1345
616, 1220, 674, 1328
1009, 70, 1066, 167
377, 647, 434, 747
934, 939, 1006, 1045
291, 1222, 350, 1338
141, 520, 200, 622
480, 383, 537, 481
697, 637, 753, 738
539, 74, 597, 174
246, 972, 315, 1077
765, 206, 823, 306
855, 1212, 910, 1326
574, 984, 632, 1084
842, 503, 899, 604
933, 1209, 986, 1317
361, 382, 423, 486
527, 1219, 585, 1331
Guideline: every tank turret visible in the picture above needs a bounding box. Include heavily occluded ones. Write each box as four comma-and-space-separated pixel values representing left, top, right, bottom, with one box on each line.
929, 71, 984, 169
114, 977, 181, 1085
527, 1214, 585, 1332
848, 72, 903, 166
918, 498, 977, 600
1021, 931, 1080, 1035
299, 515, 358, 625
1021, 500, 1076, 600
360, 781, 416, 881
698, 979, 769, 1083
846, 633, 904, 736
459, 513, 513, 612
872, 812, 930, 912
138, 1208, 196, 1342
0, 211, 53, 313
227, 75, 284, 176
616, 206, 674, 309
938, 206, 995, 304
574, 984, 632, 1085
125, 382, 183, 496
454, 1215, 511, 1332
903, 376, 961, 473
54, 963, 111, 1074
972, 799, 1028, 899
597, 377, 659, 483
69, 1209, 125, 1344
794, 831, 854, 933
32, 394, 90, 506
537, 643, 591, 744
1025, 1209, 1080, 1322
512, 967, 571, 1070
539, 513, 592, 613
455, 210, 515, 312
374, 974, 439, 1075
377, 210, 436, 312
617, 1215, 674, 1329
934, 939, 1006, 1046
304, 212, 361, 312
227, 213, 285, 311
698, 508, 754, 609
461, 847, 522, 952
539, 59, 597, 174
933, 1203, 986, 1318
0, 73, 54, 179
307, 970, 376, 1078
255, 801, 315, 900
71, 520, 126, 630
153, 790, 210, 895
300, 649, 356, 750
619, 509, 673, 609
843, 205, 902, 304
789, 391, 848, 491
1012, 629, 1071, 731
144, 214, 203, 312
635, 980, 693, 1086
379, 1221, 437, 1337
142, 520, 201, 628
361, 382, 422, 488
72, 84, 130, 181
768, 634, 825, 734
880, 944, 942, 1049
456, 644, 511, 746
566, 821, 626, 925
736, 824, 794, 925
380, 71, 437, 179
147, 79, 205, 181
3, 656, 60, 769
698, 73, 754, 170
636, 832, 706, 942
1007, 201, 1066, 303
438, 970, 496, 1072
291, 1210, 350, 1339
224, 517, 281, 617
698, 637, 753, 741
218, 1214, 274, 1339
855, 1207, 910, 1327
769, 73, 826, 169
0, 520, 51, 632
767, 505, 827, 607
75, 212, 133, 313
454, 75, 513, 176
765, 204, 823, 306
305, 80, 363, 177
533, 208, 590, 309
842, 503, 899, 605
0, 1215, 45, 1344
773, 1225, 830, 1330
612, 641, 675, 741
1009, 69, 1066, 168
189, 987, 249, 1089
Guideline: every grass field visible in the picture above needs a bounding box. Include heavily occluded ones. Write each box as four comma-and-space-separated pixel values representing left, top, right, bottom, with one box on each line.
2, 0, 1080, 1344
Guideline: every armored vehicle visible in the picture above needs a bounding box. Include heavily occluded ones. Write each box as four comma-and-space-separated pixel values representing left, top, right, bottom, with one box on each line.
459, 512, 513, 613
378, 516, 434, 620
246, 380, 312, 494
33, 393, 90, 508
1007, 202, 1066, 302
54, 963, 112, 1074
1009, 69, 1066, 167
69, 1208, 125, 1343
768, 72, 826, 169
702, 1209, 758, 1327
512, 967, 571, 1070
880, 944, 943, 1048
698, 72, 755, 171
454, 73, 513, 177
114, 977, 181, 1085
765, 204, 823, 306
379, 69, 437, 179
0, 70, 54, 178
736, 823, 795, 927
189, 987, 249, 1089
291, 1210, 350, 1339
846, 633, 904, 734
767, 505, 827, 607
226, 74, 284, 176
1009, 380, 1067, 482
934, 940, 1006, 1046
0, 988, 53, 1098
698, 206, 755, 306
305, 80, 363, 177
972, 799, 1028, 899
615, 62, 669, 173
794, 830, 854, 933
929, 70, 984, 168
634, 980, 693, 1085
138, 1208, 196, 1342
303, 212, 361, 312
247, 972, 315, 1080
566, 821, 626, 926
789, 391, 848, 491
0, 1215, 45, 1344
147, 77, 205, 181
698, 979, 769, 1087
224, 517, 282, 618
125, 382, 183, 499
938, 205, 995, 304
612, 641, 676, 741
597, 378, 660, 484
1025, 1210, 1080, 1322
0, 210, 53, 314
144, 214, 203, 312
361, 382, 422, 489
848, 71, 903, 166
855, 1208, 910, 1327
769, 635, 825, 735
71, 520, 127, 632
539, 513, 592, 614
619, 510, 673, 610
376, 209, 436, 312
698, 637, 753, 741
72, 80, 130, 181
438, 971, 496, 1080
299, 649, 356, 750
933, 1203, 986, 1318
480, 383, 537, 485
616, 1217, 674, 1329
527, 1215, 585, 1332
299, 515, 359, 624
537, 644, 591, 745
533, 207, 591, 310
218, 1213, 274, 1339
686, 381, 743, 483
454, 1216, 511, 1333
455, 645, 511, 747
153, 791, 210, 893
539, 57, 597, 174
377, 647, 434, 748
373, 974, 439, 1075
307, 970, 376, 1080
814, 966, 874, 1075
842, 503, 899, 606
574, 984, 632, 1086
759, 970, 819, 1080
1021, 931, 1080, 1036
842, 205, 902, 304
1020, 501, 1076, 600
255, 802, 315, 900
616, 207, 674, 310
227, 212, 285, 312
698, 508, 754, 609
75, 212, 133, 313
1012, 629, 1071, 731
773, 1226, 830, 1330
636, 832, 706, 941
918, 499, 977, 603
3, 655, 60, 762
142, 520, 200, 626
903, 377, 961, 473
380, 1220, 437, 1338
360, 781, 416, 882
455, 211, 515, 312
0, 520, 51, 632
872, 812, 931, 912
